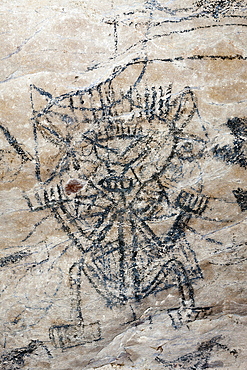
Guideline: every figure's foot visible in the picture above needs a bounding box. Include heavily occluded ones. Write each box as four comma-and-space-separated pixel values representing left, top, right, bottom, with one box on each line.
168, 306, 212, 329
49, 321, 101, 349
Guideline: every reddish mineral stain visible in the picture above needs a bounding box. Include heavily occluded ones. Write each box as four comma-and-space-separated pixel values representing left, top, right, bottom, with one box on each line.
65, 179, 83, 195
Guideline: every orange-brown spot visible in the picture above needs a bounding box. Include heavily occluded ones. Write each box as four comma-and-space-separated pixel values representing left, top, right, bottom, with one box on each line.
65, 179, 83, 195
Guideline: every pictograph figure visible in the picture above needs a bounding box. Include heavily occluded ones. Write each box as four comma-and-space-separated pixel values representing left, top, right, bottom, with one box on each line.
22, 62, 211, 345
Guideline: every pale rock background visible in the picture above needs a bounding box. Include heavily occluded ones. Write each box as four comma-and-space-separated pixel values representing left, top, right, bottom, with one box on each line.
0, 1, 247, 369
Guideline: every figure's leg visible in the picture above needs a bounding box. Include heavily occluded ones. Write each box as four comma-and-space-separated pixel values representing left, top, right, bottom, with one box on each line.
166, 260, 196, 329
69, 261, 84, 325
49, 260, 138, 350
175, 261, 195, 309
49, 261, 101, 349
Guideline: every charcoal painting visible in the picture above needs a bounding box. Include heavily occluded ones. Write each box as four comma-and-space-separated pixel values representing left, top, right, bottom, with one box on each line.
0, 1, 246, 369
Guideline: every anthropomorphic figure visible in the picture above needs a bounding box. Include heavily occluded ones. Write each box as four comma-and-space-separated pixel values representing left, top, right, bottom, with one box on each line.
21, 60, 213, 349
0, 63, 213, 352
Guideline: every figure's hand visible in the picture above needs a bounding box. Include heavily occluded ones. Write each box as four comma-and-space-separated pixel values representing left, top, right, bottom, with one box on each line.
232, 188, 247, 212
175, 190, 208, 215
24, 184, 70, 212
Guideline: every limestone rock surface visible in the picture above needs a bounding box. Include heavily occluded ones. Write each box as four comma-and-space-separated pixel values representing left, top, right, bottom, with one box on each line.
0, 1, 247, 369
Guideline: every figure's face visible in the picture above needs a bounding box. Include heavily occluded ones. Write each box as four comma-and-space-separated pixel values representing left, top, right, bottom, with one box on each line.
78, 117, 175, 178
89, 120, 149, 167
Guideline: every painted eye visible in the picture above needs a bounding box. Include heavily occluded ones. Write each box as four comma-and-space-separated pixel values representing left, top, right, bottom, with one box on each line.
81, 142, 93, 156
62, 115, 75, 125
182, 142, 193, 151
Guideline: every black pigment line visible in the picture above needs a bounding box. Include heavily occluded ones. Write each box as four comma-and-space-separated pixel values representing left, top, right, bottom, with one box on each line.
129, 215, 142, 301
0, 123, 32, 162
151, 22, 247, 39
0, 250, 31, 268
0, 340, 50, 370
232, 188, 247, 212
155, 335, 238, 368
21, 215, 51, 242
114, 21, 118, 55
33, 121, 42, 182
115, 22, 247, 58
